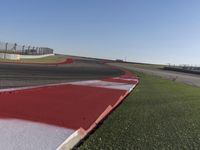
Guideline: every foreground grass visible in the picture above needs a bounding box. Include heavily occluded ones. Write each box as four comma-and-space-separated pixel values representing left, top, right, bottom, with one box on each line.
79, 72, 200, 149
0, 55, 67, 63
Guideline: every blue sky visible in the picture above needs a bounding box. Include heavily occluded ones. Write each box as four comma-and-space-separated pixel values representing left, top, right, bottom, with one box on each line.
0, 0, 200, 64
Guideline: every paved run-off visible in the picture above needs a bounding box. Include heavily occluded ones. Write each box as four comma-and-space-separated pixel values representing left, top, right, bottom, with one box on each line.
0, 70, 138, 150
0, 59, 123, 89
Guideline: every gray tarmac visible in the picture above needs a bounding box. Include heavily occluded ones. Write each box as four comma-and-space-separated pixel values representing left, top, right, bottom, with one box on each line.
0, 59, 124, 89
112, 63, 200, 87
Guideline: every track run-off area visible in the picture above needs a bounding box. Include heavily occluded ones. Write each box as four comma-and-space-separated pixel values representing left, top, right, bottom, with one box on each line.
0, 57, 139, 150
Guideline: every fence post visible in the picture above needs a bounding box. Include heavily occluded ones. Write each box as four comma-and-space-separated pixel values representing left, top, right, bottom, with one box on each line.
4, 42, 8, 59
28, 46, 31, 55
14, 43, 17, 53
22, 45, 25, 54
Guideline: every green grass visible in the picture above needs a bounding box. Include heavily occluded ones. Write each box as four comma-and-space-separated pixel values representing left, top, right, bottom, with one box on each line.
0, 55, 67, 63
79, 71, 200, 149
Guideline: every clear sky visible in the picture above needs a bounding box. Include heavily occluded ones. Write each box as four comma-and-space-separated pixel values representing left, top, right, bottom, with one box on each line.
0, 0, 200, 65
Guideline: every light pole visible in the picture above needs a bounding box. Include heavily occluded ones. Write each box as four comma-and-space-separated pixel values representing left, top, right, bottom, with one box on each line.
4, 42, 8, 59
22, 45, 25, 54
14, 43, 17, 53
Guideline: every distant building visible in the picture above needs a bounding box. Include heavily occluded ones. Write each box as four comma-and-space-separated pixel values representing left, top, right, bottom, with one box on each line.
0, 41, 54, 55
116, 59, 124, 62
23, 47, 54, 55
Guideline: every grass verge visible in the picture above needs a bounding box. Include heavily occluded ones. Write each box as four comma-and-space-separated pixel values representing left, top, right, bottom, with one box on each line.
78, 71, 200, 149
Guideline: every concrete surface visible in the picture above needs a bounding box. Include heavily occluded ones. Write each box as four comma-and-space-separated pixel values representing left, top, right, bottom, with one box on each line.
0, 119, 74, 150
20, 54, 55, 59
0, 53, 20, 60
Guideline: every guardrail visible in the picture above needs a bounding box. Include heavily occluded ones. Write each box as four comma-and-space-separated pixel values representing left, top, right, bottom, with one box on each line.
164, 66, 200, 75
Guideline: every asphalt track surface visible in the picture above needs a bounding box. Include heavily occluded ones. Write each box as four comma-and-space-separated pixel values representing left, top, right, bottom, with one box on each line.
0, 59, 124, 89
112, 63, 200, 87
0, 59, 138, 150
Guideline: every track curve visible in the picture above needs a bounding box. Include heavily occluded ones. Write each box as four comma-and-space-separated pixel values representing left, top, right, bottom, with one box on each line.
0, 59, 124, 89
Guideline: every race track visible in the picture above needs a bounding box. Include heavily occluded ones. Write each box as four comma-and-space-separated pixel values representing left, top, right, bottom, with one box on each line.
0, 59, 124, 89
0, 58, 139, 150
112, 62, 200, 87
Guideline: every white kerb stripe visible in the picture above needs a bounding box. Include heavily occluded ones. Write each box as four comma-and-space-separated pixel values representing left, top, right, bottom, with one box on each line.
71, 80, 135, 91
0, 119, 74, 150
